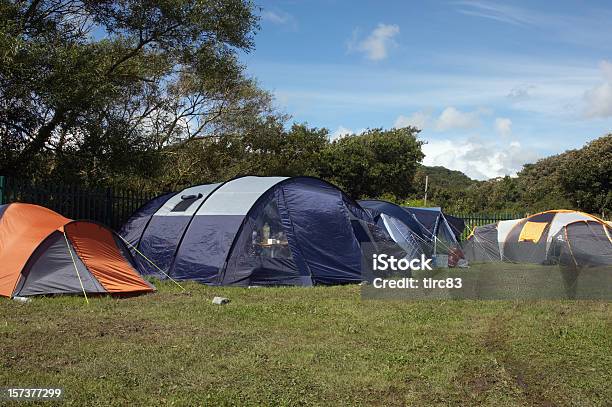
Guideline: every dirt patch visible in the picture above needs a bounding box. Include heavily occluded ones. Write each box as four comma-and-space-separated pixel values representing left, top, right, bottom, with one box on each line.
480, 312, 558, 407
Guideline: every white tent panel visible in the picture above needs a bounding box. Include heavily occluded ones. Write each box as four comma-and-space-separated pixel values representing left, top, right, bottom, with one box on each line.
497, 219, 523, 259
381, 214, 403, 244
154, 184, 221, 217
196, 176, 287, 216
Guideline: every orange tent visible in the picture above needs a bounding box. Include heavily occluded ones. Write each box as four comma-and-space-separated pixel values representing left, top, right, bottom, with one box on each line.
0, 203, 155, 298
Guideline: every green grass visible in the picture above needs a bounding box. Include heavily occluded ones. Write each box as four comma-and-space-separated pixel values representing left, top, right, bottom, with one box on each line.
1, 279, 611, 406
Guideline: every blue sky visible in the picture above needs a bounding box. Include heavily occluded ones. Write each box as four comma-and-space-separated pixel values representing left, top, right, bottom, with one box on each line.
240, 0, 612, 180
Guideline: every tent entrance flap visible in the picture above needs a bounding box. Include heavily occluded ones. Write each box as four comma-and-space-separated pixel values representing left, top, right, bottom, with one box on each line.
221, 188, 304, 286
14, 231, 106, 296
276, 178, 363, 285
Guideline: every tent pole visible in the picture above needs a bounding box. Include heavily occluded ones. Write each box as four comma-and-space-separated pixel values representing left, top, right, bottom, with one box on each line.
116, 234, 186, 292
63, 232, 89, 304
434, 235, 437, 256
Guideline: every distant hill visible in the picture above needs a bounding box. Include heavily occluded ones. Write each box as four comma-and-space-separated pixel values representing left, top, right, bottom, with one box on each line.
416, 165, 477, 191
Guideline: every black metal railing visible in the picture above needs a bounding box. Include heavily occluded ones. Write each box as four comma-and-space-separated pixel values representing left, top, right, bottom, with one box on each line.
0, 175, 158, 230
449, 212, 527, 240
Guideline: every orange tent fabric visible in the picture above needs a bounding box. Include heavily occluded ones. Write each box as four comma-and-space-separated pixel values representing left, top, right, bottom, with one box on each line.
64, 222, 153, 293
0, 204, 69, 297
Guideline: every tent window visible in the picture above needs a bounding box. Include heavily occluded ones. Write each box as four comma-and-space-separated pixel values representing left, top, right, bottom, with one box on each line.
171, 193, 203, 212
519, 221, 547, 242
249, 200, 292, 259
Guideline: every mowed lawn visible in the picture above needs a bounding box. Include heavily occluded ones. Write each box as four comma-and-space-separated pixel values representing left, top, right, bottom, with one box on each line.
1, 280, 610, 406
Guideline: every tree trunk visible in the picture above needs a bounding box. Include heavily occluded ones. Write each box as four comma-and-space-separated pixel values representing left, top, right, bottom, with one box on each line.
18, 107, 66, 163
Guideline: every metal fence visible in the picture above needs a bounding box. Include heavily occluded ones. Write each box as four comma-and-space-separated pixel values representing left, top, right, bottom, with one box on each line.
0, 176, 159, 230
449, 212, 526, 240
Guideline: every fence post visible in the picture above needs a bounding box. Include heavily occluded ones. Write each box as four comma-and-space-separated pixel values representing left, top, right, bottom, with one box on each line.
104, 187, 112, 228
0, 176, 5, 205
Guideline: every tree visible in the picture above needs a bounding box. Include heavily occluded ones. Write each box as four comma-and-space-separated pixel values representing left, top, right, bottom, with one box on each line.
241, 123, 329, 177
150, 121, 329, 190
320, 127, 424, 198
0, 0, 269, 185
556, 134, 611, 215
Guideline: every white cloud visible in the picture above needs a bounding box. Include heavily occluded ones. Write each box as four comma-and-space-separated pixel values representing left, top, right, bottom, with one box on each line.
495, 117, 512, 137
507, 84, 535, 100
350, 24, 399, 61
395, 107, 491, 132
330, 126, 368, 140
394, 111, 429, 129
454, 1, 538, 26
584, 84, 612, 118
261, 10, 297, 28
422, 138, 540, 180
330, 126, 354, 140
434, 107, 483, 131
583, 60, 612, 118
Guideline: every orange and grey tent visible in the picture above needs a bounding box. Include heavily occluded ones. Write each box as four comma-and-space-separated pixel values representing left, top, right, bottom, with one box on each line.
463, 210, 612, 266
0, 203, 155, 298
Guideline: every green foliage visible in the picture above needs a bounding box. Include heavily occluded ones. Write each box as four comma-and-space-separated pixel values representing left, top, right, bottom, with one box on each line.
149, 122, 329, 190
415, 165, 475, 192
150, 125, 427, 198
512, 134, 611, 215
241, 122, 329, 178
320, 127, 424, 198
554, 135, 612, 214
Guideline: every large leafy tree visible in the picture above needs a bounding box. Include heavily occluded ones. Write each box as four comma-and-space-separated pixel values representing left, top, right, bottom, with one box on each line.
320, 127, 425, 198
151, 125, 428, 199
555, 134, 611, 215
0, 0, 269, 184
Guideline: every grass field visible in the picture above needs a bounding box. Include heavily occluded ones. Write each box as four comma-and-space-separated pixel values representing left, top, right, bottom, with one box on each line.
1, 278, 611, 406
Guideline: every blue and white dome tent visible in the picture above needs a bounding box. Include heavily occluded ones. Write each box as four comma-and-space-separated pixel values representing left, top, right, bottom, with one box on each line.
120, 176, 394, 286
